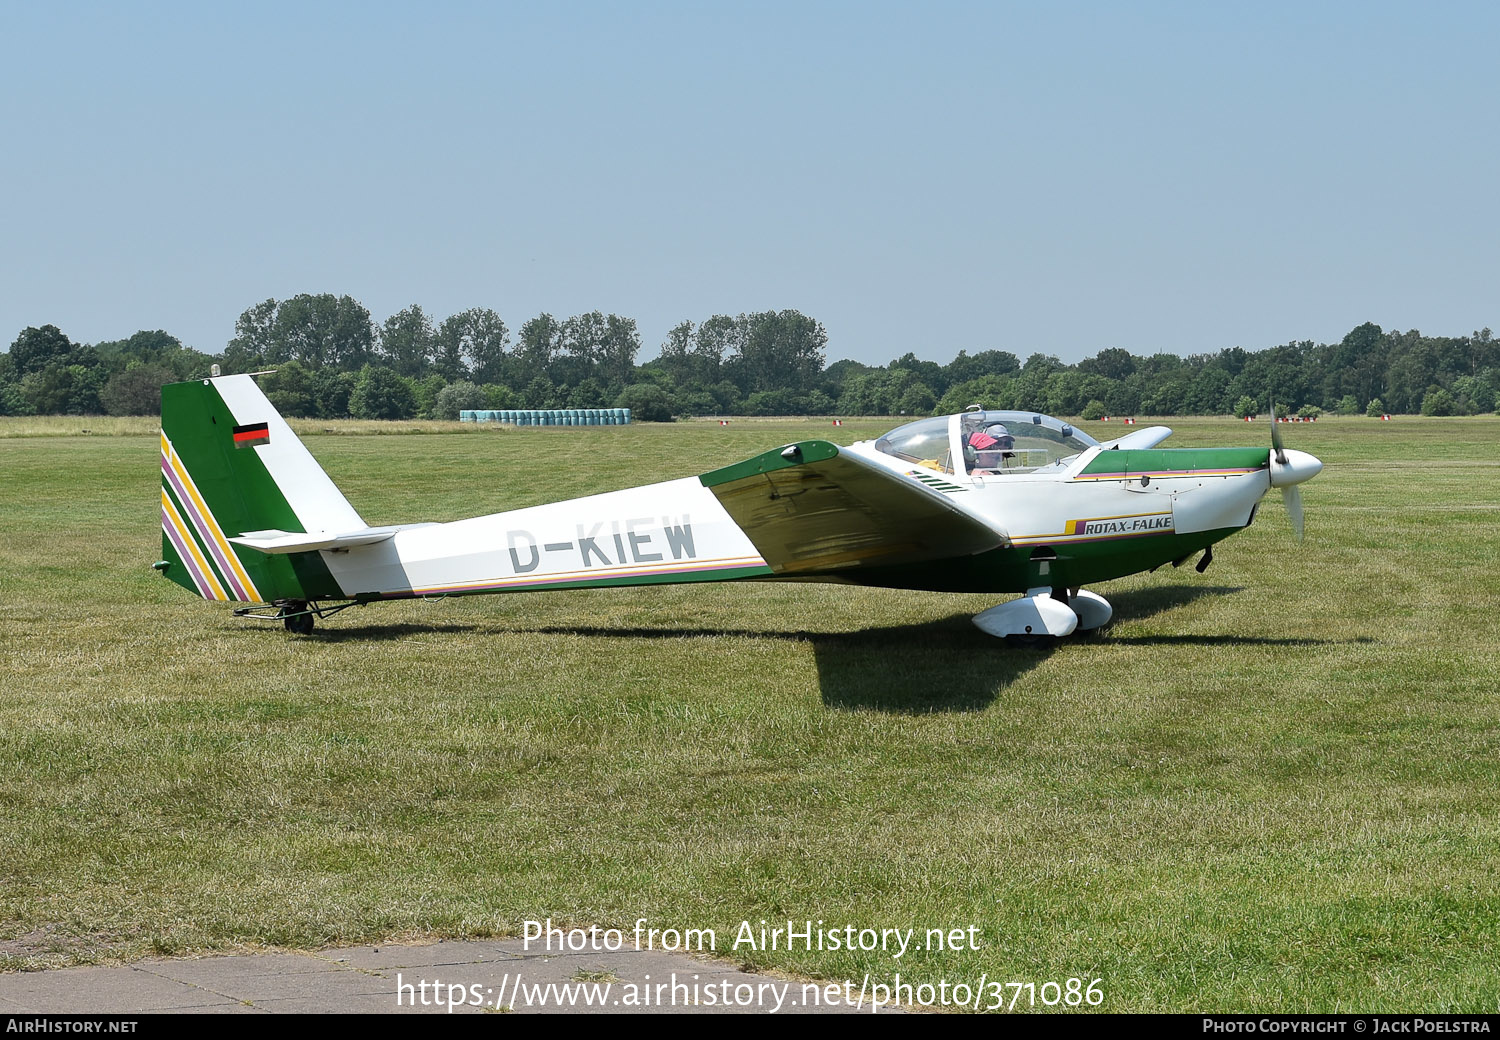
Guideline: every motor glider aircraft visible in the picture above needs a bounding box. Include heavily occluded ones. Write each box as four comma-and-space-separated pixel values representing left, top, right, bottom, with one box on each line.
156, 374, 1322, 642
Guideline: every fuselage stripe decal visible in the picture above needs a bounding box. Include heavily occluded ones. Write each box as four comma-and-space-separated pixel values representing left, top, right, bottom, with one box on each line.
1009, 530, 1176, 546
161, 490, 227, 600
393, 554, 769, 597
1071, 468, 1261, 481
1009, 512, 1176, 545
160, 432, 261, 601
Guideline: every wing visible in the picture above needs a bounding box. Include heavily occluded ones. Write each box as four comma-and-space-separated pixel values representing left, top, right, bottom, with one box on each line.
1097, 425, 1173, 450
699, 440, 1006, 576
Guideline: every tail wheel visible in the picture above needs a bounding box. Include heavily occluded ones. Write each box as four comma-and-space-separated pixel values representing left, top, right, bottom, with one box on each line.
280, 602, 315, 635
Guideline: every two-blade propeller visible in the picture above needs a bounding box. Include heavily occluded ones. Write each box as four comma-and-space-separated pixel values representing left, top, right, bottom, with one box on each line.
1268, 404, 1316, 539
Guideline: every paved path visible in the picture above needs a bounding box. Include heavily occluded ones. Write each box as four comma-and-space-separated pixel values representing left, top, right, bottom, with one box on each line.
0, 939, 889, 1014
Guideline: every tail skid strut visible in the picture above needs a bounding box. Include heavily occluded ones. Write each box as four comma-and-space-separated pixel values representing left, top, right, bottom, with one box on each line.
232, 599, 362, 634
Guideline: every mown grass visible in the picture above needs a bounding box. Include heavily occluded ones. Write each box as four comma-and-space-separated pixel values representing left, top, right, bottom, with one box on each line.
1, 414, 1498, 1012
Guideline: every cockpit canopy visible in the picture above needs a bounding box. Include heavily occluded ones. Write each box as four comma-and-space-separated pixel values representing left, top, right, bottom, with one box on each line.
873, 410, 1099, 476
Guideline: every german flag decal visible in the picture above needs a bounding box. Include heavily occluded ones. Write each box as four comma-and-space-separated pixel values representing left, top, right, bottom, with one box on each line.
232, 422, 270, 449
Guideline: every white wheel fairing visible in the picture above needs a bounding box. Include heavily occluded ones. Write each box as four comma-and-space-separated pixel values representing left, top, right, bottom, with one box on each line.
972, 592, 1079, 639
1070, 589, 1113, 630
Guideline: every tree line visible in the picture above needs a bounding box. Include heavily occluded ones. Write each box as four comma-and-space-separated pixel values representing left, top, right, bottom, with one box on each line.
2, 295, 1495, 422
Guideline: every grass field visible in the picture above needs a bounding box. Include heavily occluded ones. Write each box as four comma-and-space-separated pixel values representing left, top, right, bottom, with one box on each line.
2, 413, 1499, 1012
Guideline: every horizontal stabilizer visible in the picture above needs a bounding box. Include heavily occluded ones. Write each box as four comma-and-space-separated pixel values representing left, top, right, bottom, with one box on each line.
229, 524, 435, 555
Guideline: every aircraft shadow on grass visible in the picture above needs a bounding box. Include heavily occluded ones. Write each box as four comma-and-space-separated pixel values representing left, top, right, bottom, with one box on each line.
1107, 582, 1245, 621
251, 584, 1365, 712
473, 615, 1027, 714
808, 584, 1369, 712
228, 620, 482, 643
1099, 584, 1374, 647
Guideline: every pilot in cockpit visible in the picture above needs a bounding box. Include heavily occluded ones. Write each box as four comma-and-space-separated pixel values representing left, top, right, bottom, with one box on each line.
967, 422, 1015, 473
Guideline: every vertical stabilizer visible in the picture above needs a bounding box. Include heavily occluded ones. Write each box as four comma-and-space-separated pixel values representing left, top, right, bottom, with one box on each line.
158, 375, 358, 602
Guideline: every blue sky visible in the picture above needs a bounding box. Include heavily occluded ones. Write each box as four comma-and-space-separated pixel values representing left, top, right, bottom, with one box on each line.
2, 1, 1495, 365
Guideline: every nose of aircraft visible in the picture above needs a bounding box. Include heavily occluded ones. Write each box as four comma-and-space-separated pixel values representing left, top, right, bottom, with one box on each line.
1269, 448, 1323, 488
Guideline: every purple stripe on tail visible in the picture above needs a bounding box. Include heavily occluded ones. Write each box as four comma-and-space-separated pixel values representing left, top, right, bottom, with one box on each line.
162, 515, 216, 600
161, 451, 249, 600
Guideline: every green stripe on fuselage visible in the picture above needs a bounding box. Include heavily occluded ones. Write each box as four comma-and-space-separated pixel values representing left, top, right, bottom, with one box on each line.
1079, 446, 1268, 477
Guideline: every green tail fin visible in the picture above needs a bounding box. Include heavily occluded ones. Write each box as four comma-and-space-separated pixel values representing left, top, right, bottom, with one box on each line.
158, 375, 361, 603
